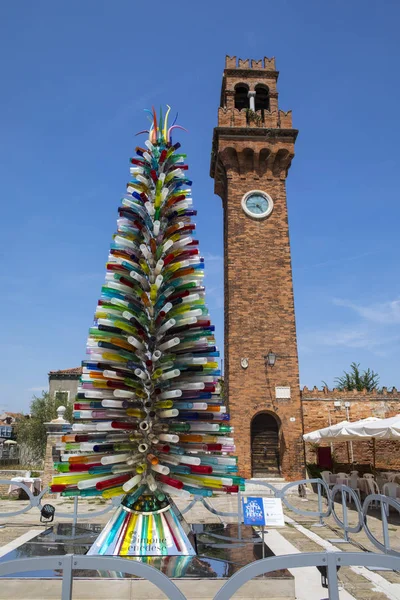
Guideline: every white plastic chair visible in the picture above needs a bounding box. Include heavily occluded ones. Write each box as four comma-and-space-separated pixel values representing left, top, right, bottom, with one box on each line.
348, 474, 361, 502
382, 483, 399, 515
336, 476, 351, 503
321, 471, 332, 485
363, 473, 375, 480
383, 482, 399, 499
376, 476, 385, 492
365, 478, 380, 507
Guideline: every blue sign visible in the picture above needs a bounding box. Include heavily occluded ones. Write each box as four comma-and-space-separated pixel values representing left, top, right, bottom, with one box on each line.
242, 497, 266, 526
0, 426, 12, 439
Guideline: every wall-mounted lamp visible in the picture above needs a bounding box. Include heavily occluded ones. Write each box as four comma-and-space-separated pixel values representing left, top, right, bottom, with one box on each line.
264, 351, 296, 368
264, 350, 277, 367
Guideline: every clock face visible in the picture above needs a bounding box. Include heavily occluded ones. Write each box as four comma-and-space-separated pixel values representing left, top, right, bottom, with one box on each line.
246, 193, 268, 215
241, 190, 273, 219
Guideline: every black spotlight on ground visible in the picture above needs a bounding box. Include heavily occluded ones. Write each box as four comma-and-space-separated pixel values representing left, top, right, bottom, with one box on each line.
316, 564, 341, 589
40, 504, 55, 523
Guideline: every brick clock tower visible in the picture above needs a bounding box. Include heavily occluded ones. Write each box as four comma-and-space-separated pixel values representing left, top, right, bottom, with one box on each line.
210, 56, 304, 480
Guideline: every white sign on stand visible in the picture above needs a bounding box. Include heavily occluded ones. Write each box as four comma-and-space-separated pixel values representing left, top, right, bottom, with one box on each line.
242, 496, 285, 526
242, 496, 285, 560
262, 497, 285, 527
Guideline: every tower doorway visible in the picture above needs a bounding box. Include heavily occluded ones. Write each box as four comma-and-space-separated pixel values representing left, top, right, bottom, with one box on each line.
251, 413, 280, 477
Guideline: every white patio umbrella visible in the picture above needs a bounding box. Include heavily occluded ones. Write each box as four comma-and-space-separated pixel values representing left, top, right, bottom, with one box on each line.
345, 414, 400, 439
303, 415, 400, 468
303, 420, 350, 442
344, 415, 400, 467
303, 420, 353, 463
303, 417, 382, 442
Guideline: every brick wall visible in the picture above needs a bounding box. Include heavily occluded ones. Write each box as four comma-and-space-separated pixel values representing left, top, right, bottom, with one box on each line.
302, 387, 400, 470
221, 171, 304, 480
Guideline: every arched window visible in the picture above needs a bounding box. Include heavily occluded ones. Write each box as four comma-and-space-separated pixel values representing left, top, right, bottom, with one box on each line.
234, 83, 249, 110
255, 84, 270, 111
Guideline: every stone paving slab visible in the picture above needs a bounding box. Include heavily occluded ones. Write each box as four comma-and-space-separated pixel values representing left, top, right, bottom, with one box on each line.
188, 494, 400, 599
282, 496, 400, 583
275, 526, 390, 600
1, 492, 400, 599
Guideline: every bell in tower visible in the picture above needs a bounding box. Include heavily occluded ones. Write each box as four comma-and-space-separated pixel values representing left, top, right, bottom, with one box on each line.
210, 56, 304, 480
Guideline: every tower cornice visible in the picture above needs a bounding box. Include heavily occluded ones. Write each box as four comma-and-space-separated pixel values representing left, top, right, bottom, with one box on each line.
210, 127, 298, 178
224, 68, 279, 79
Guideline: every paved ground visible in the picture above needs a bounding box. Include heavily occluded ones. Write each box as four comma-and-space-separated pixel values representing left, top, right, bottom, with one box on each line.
201, 493, 400, 599
0, 490, 399, 599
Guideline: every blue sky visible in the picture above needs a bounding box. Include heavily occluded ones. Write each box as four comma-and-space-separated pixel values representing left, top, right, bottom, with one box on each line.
1, 1, 400, 412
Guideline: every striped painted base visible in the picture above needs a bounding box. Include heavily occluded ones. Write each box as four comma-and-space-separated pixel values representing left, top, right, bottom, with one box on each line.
88, 495, 196, 556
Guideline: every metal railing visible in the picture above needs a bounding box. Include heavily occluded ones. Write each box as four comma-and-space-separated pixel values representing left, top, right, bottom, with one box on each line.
182, 478, 400, 556
0, 551, 400, 600
0, 554, 186, 600
214, 551, 400, 600
0, 479, 120, 522
1, 477, 399, 555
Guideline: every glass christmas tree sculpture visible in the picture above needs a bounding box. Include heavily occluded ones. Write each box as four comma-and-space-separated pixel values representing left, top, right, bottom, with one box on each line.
51, 108, 243, 556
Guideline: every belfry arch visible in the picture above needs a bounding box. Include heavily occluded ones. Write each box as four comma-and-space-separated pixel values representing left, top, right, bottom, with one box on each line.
234, 83, 249, 110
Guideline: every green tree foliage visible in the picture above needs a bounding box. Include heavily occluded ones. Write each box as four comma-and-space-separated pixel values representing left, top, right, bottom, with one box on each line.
334, 362, 380, 392
218, 377, 227, 410
16, 391, 73, 463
